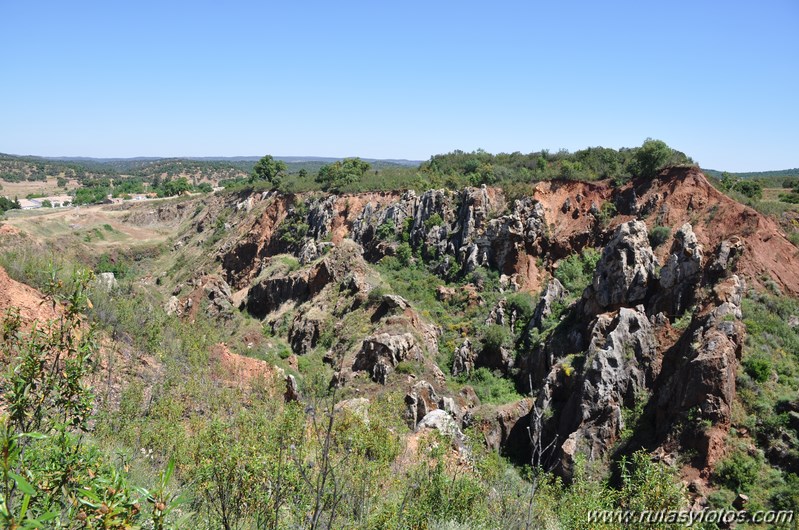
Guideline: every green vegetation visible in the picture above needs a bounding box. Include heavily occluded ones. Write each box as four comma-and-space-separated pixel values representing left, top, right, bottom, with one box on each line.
648, 225, 672, 248
630, 138, 677, 179
420, 139, 692, 188
555, 249, 601, 294
0, 196, 20, 215
251, 154, 287, 188
315, 157, 371, 193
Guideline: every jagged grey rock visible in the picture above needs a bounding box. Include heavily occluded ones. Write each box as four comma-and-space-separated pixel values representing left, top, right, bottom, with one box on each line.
352, 332, 421, 384
659, 223, 703, 315
306, 196, 335, 240
530, 278, 567, 330
96, 272, 118, 290
585, 220, 657, 311
709, 237, 744, 273
288, 309, 324, 355
405, 380, 440, 427
531, 306, 657, 476
452, 339, 476, 377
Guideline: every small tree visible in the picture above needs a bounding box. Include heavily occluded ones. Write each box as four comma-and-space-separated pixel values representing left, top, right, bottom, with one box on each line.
315, 158, 371, 193
632, 138, 673, 178
252, 155, 287, 188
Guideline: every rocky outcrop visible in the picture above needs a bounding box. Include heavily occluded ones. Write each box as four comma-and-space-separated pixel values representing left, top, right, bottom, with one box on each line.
95, 272, 118, 291
246, 241, 365, 318
405, 380, 441, 427
529, 306, 658, 476
654, 275, 746, 469
405, 380, 480, 429
247, 263, 332, 318
306, 196, 336, 240
529, 278, 567, 330
709, 237, 744, 275
583, 221, 657, 313
656, 223, 703, 316
288, 308, 325, 355
352, 332, 422, 384
417, 410, 464, 443
452, 339, 476, 376
478, 398, 535, 455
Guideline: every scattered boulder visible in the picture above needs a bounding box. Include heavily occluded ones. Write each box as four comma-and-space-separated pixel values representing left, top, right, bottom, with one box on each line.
417, 409, 461, 437
352, 333, 422, 384
285, 375, 300, 403
335, 397, 370, 424
95, 272, 118, 291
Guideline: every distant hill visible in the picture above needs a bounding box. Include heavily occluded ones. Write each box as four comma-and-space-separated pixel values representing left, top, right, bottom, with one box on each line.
0, 153, 423, 184
704, 168, 799, 180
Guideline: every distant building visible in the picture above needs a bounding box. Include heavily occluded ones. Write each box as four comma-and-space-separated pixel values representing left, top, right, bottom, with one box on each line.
43, 195, 72, 207
17, 199, 41, 210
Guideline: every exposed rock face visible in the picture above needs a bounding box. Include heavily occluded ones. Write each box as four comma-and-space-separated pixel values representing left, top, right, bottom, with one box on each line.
288, 309, 324, 355
306, 196, 335, 240
534, 307, 658, 475
247, 264, 332, 318
246, 241, 364, 318
478, 398, 535, 455
584, 221, 657, 312
405, 380, 440, 427
452, 339, 476, 377
352, 333, 422, 384
709, 237, 744, 274
657, 223, 703, 316
96, 272, 118, 291
655, 275, 746, 469
530, 278, 567, 330
203, 277, 234, 318
284, 375, 300, 402
202, 168, 799, 482
417, 409, 462, 440
404, 380, 480, 429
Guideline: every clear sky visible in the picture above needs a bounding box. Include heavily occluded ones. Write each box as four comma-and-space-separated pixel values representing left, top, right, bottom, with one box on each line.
1, 1, 797, 171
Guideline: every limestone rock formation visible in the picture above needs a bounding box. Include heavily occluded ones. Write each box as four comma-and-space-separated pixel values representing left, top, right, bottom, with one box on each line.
584, 220, 657, 312
452, 339, 476, 377
530, 278, 567, 331
657, 223, 703, 316
531, 306, 658, 476
352, 332, 422, 384
288, 308, 325, 355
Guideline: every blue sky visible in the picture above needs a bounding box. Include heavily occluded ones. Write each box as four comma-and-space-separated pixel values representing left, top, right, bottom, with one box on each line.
1, 1, 797, 171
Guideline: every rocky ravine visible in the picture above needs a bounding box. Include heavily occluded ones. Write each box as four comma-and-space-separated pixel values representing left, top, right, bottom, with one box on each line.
167, 166, 799, 484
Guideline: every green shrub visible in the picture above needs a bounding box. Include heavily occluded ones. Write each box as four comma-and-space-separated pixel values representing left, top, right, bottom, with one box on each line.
715, 451, 760, 492
744, 356, 772, 382
481, 324, 510, 357
424, 213, 444, 230
555, 249, 601, 294
648, 225, 671, 248
396, 242, 412, 266
375, 219, 395, 241
505, 292, 536, 325
460, 367, 521, 405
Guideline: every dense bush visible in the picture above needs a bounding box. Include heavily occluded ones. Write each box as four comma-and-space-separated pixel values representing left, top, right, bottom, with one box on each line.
648, 225, 671, 248
555, 249, 601, 294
